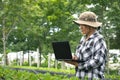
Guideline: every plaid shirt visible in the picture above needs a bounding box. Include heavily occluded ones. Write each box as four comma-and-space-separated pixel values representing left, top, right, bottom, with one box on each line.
75, 31, 107, 80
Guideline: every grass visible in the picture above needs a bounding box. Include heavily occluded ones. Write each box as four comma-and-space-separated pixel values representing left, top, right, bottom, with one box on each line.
2, 66, 120, 80
9, 66, 75, 74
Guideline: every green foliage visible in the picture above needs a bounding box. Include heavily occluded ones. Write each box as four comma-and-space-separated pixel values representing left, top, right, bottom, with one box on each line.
22, 62, 29, 66
0, 0, 120, 66
0, 66, 78, 80
0, 66, 120, 80
12, 66, 75, 74
31, 63, 37, 67
113, 56, 118, 63
0, 66, 38, 80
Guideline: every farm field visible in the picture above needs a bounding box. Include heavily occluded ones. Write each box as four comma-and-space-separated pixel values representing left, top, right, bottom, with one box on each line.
0, 66, 120, 80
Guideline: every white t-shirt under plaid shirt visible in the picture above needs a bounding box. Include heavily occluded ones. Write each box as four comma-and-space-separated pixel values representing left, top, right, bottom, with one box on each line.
75, 31, 107, 80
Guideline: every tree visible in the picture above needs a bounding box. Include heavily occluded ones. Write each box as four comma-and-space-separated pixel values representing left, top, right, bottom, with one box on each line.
0, 0, 42, 65
0, 0, 25, 65
1, 0, 120, 68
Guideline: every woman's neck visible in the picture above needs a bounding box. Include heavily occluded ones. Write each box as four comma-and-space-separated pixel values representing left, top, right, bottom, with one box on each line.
85, 29, 96, 41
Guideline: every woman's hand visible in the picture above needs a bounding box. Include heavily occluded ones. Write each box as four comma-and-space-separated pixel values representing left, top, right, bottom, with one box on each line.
72, 55, 79, 60
64, 55, 79, 67
64, 60, 78, 67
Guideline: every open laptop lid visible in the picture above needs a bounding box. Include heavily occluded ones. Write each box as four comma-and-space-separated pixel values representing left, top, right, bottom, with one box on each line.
52, 41, 72, 60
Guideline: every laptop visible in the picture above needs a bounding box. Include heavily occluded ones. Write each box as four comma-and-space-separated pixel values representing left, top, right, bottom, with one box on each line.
52, 41, 80, 62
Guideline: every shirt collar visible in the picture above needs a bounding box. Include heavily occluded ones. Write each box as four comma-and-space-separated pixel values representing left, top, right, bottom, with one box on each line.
84, 30, 99, 40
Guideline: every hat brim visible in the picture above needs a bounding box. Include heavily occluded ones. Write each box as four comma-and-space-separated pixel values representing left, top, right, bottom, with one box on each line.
73, 20, 102, 28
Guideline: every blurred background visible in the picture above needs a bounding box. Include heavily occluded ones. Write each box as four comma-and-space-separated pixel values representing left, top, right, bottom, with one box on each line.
0, 0, 120, 75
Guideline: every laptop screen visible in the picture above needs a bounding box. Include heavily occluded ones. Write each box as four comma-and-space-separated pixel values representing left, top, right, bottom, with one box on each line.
52, 41, 72, 60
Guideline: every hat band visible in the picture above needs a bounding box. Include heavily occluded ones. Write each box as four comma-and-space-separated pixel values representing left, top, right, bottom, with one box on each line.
79, 18, 97, 22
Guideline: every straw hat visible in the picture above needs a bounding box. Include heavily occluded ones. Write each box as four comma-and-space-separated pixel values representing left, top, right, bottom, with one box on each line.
73, 11, 102, 28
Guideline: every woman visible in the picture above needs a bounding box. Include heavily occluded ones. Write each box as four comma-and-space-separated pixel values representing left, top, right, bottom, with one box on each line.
65, 11, 107, 80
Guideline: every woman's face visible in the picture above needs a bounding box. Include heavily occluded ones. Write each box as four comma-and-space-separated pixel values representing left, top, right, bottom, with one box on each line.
79, 24, 90, 35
